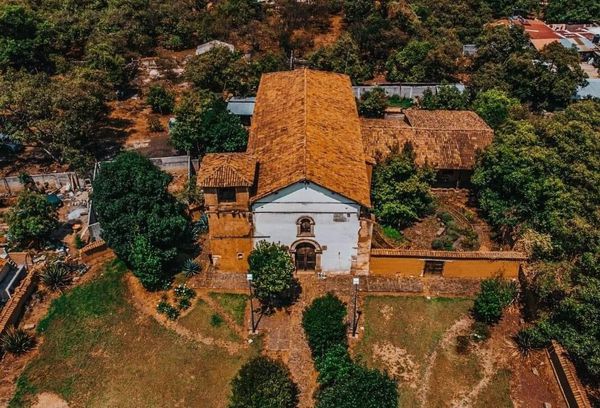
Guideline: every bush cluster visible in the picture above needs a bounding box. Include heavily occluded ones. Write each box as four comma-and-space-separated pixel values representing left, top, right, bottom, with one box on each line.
146, 85, 174, 114
229, 356, 299, 408
302, 293, 398, 408
157, 299, 180, 320
473, 278, 517, 324
1, 328, 36, 355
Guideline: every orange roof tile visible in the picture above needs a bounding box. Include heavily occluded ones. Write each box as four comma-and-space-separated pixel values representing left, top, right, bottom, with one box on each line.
361, 111, 493, 170
248, 69, 371, 207
198, 153, 256, 187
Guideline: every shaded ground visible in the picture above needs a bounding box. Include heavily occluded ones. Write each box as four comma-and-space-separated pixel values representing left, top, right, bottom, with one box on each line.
8, 261, 259, 408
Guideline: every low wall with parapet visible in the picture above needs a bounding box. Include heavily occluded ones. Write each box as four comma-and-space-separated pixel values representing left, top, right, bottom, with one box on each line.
0, 172, 83, 196
547, 341, 592, 408
0, 267, 38, 335
370, 249, 526, 279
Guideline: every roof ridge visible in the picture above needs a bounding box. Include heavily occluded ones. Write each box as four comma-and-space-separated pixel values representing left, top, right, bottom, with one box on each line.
303, 68, 308, 180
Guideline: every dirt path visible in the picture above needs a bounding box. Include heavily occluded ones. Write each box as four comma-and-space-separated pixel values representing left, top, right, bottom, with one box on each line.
418, 316, 473, 407
126, 275, 247, 354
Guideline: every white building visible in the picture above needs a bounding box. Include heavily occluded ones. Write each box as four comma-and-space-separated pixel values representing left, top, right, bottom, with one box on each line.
198, 69, 373, 274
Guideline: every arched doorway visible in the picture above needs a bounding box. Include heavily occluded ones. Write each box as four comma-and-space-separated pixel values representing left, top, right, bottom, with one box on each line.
295, 242, 317, 271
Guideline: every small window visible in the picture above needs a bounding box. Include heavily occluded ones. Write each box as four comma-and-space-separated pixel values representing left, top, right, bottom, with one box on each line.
423, 260, 444, 276
217, 188, 236, 203
296, 216, 315, 237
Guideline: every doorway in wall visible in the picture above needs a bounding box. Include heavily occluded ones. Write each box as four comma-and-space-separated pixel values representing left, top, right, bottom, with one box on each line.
295, 243, 317, 271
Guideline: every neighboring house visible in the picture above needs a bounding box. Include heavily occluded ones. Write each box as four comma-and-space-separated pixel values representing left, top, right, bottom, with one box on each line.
360, 110, 494, 188
195, 40, 235, 55
226, 97, 256, 126
198, 69, 373, 274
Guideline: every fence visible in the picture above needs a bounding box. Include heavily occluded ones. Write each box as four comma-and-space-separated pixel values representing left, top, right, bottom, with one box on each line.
0, 172, 84, 196
352, 83, 466, 100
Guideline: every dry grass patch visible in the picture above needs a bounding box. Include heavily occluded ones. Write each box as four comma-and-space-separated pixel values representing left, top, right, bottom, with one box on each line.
353, 296, 473, 407
10, 261, 259, 408
473, 369, 514, 408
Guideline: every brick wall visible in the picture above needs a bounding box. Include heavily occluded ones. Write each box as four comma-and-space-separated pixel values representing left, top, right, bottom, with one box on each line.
0, 268, 38, 335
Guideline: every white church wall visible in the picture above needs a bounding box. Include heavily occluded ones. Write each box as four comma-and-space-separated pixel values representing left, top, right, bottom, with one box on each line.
252, 182, 362, 273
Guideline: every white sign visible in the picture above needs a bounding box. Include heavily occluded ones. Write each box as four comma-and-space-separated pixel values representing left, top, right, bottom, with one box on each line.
353, 277, 360, 285
246, 274, 253, 281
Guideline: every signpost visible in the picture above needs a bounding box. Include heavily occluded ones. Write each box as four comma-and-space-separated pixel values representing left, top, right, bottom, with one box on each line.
247, 274, 257, 334
352, 277, 360, 337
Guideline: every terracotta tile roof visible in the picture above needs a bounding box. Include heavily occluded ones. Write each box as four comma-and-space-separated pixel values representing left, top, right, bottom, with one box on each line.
361, 110, 493, 170
248, 69, 371, 207
198, 153, 256, 187
404, 109, 491, 130
371, 248, 527, 261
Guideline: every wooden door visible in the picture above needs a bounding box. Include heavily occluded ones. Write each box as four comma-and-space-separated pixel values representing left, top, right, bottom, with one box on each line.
295, 243, 316, 271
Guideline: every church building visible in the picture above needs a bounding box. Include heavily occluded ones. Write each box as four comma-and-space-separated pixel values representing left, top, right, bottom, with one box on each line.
198, 69, 374, 274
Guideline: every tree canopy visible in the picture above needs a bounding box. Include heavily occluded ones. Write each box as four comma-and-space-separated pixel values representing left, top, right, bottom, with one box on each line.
92, 151, 189, 290
6, 191, 59, 249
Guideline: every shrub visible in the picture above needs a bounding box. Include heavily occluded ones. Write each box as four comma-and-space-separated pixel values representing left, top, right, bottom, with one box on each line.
174, 283, 196, 300
315, 364, 398, 408
314, 344, 354, 387
432, 236, 454, 250
1, 328, 35, 355
473, 278, 517, 324
515, 323, 552, 353
358, 87, 387, 118
182, 259, 200, 278
40, 262, 72, 292
157, 299, 180, 320
178, 297, 192, 310
210, 313, 224, 327
456, 335, 471, 354
74, 234, 84, 249
229, 356, 299, 408
146, 85, 174, 114
302, 293, 348, 359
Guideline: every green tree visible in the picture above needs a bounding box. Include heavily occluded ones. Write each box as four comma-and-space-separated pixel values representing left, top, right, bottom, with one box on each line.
302, 293, 348, 360
147, 84, 175, 114
545, 0, 600, 23
472, 89, 519, 129
229, 356, 299, 408
308, 34, 372, 84
248, 241, 296, 308
170, 92, 248, 155
420, 85, 469, 110
92, 152, 189, 290
0, 5, 52, 72
371, 144, 436, 230
0, 69, 107, 169
6, 191, 59, 248
473, 278, 517, 324
358, 88, 387, 118
185, 46, 242, 93
386, 40, 433, 82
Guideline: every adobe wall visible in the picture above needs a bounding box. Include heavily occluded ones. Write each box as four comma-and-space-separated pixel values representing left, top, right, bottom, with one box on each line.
0, 172, 83, 196
0, 268, 38, 335
209, 237, 252, 273
370, 251, 523, 279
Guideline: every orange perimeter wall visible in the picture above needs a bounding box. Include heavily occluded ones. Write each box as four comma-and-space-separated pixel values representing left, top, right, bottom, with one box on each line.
370, 256, 521, 279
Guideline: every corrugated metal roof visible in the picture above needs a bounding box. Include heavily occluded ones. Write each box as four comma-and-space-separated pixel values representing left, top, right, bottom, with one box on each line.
227, 97, 256, 116
576, 79, 600, 99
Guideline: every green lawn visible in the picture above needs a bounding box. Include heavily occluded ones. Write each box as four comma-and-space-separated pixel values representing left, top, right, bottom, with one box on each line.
179, 298, 241, 342
209, 292, 248, 326
354, 296, 476, 407
10, 261, 258, 408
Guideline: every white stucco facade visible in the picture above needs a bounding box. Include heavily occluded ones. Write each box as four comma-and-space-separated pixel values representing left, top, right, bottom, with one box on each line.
252, 182, 362, 273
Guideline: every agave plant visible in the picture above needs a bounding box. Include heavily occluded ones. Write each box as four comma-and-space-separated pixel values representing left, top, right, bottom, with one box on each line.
1, 328, 35, 355
192, 215, 209, 238
40, 262, 72, 291
182, 259, 201, 278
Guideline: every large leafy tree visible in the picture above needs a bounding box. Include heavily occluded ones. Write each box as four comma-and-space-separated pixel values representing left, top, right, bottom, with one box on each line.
472, 89, 520, 129
0, 69, 107, 170
545, 0, 600, 23
358, 88, 387, 118
308, 34, 372, 84
371, 144, 436, 231
247, 241, 296, 309
6, 191, 59, 249
170, 91, 248, 155
229, 356, 299, 408
92, 152, 189, 290
420, 85, 469, 110
0, 4, 52, 72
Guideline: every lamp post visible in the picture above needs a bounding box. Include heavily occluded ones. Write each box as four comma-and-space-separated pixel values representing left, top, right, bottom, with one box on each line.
247, 273, 256, 334
352, 277, 360, 337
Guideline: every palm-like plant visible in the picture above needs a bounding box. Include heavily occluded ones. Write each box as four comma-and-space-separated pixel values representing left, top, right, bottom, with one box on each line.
1, 328, 35, 355
40, 262, 71, 291
182, 259, 200, 278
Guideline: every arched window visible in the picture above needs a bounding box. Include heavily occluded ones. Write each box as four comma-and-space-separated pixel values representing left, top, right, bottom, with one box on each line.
296, 216, 315, 237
